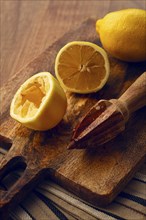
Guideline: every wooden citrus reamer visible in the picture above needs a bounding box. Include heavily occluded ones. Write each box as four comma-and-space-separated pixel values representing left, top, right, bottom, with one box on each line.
68, 72, 146, 149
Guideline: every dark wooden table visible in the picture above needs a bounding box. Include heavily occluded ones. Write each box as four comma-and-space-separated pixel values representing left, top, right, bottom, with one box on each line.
1, 0, 145, 86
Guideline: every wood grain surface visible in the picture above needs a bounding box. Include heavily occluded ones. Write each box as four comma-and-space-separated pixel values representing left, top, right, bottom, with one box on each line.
1, 0, 145, 85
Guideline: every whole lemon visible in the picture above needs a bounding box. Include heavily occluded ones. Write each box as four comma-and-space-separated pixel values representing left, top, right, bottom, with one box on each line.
96, 9, 146, 62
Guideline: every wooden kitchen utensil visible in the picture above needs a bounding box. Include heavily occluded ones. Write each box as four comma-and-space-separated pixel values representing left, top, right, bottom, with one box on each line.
68, 72, 146, 149
0, 19, 146, 219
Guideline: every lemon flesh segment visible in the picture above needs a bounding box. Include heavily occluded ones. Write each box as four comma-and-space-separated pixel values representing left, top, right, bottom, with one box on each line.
55, 41, 110, 94
10, 72, 67, 130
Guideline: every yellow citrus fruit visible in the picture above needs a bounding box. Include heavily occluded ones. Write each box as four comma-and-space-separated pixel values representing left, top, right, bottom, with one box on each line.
96, 9, 146, 62
55, 41, 110, 94
10, 72, 67, 130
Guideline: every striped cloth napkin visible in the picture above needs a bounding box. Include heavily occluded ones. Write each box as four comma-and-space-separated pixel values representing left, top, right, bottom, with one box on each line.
0, 148, 145, 220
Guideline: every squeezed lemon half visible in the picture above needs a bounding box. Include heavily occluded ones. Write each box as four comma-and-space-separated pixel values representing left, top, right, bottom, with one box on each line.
55, 41, 110, 94
10, 72, 67, 130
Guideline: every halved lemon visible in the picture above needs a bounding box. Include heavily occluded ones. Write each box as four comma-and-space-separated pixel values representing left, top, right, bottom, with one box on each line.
55, 41, 110, 94
10, 72, 67, 130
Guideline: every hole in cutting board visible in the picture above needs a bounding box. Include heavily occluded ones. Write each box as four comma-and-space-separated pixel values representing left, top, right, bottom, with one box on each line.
0, 157, 27, 191
0, 134, 12, 152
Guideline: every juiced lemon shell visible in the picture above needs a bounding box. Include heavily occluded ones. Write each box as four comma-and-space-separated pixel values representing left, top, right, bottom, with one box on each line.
10, 72, 67, 130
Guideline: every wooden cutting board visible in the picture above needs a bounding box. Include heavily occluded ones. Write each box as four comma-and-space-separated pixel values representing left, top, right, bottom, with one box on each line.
0, 19, 146, 217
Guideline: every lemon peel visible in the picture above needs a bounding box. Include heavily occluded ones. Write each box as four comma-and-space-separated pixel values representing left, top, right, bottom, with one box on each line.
96, 9, 146, 62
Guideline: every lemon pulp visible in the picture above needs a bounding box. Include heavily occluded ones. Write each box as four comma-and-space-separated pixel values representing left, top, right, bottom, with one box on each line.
14, 76, 49, 118
55, 41, 110, 94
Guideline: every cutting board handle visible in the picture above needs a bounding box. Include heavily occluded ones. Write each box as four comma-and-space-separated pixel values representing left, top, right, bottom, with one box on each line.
0, 155, 46, 219
119, 72, 146, 115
